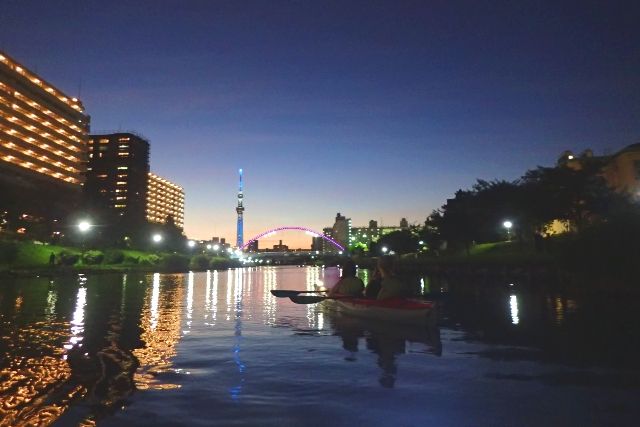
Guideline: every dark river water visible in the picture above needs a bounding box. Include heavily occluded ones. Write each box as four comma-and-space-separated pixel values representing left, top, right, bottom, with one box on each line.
0, 266, 639, 426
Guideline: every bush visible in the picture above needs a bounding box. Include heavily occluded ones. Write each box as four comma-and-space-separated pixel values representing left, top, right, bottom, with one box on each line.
0, 240, 18, 264
160, 253, 190, 272
104, 250, 125, 264
58, 251, 79, 266
562, 213, 640, 278
124, 256, 140, 264
190, 254, 210, 271
82, 250, 104, 265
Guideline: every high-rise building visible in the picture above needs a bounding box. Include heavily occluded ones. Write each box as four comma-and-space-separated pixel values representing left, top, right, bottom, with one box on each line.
85, 133, 149, 222
147, 172, 185, 229
332, 212, 351, 249
0, 50, 90, 236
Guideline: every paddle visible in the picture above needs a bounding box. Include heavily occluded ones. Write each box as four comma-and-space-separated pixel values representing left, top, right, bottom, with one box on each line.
270, 290, 327, 298
289, 295, 332, 304
289, 295, 353, 304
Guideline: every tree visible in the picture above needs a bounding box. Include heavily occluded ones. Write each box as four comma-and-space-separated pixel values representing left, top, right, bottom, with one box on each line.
374, 230, 419, 255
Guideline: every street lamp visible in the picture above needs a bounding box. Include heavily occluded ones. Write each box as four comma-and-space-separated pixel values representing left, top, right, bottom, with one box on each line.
77, 220, 92, 264
213, 244, 220, 251
78, 220, 91, 233
152, 234, 163, 243
503, 220, 513, 241
381, 246, 389, 254
188, 240, 196, 248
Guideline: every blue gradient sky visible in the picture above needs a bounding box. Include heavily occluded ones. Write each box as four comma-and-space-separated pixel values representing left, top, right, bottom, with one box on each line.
2, 1, 639, 247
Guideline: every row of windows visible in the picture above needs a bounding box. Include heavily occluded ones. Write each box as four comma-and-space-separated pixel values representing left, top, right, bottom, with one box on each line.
0, 53, 84, 113
0, 102, 83, 156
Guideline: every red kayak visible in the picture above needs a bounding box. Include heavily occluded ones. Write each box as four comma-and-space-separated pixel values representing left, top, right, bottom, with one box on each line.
325, 297, 435, 324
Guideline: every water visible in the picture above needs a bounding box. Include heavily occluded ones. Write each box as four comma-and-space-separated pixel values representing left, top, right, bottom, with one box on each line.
0, 266, 639, 426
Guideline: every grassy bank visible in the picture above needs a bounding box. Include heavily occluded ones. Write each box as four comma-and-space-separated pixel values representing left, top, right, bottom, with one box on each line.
0, 240, 238, 276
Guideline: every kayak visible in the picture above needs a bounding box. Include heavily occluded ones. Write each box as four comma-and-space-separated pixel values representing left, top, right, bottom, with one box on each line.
324, 297, 435, 325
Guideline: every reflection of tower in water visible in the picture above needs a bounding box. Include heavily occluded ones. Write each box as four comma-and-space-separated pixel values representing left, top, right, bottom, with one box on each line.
230, 268, 246, 401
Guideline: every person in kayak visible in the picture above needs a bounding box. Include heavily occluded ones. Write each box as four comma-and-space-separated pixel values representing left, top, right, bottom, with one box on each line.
376, 255, 409, 300
329, 259, 365, 297
364, 267, 382, 298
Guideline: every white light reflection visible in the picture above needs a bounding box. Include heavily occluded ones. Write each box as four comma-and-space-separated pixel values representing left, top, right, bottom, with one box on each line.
226, 270, 233, 320
306, 266, 322, 329
184, 272, 194, 334
45, 289, 57, 320
210, 270, 219, 325
263, 267, 277, 326
150, 273, 160, 330
65, 286, 87, 350
510, 294, 520, 325
205, 270, 211, 316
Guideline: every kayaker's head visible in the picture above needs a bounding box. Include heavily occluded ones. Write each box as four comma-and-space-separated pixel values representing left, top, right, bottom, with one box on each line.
341, 259, 357, 278
377, 255, 396, 278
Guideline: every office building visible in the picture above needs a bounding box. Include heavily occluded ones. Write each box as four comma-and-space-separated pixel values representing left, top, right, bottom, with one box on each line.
0, 50, 90, 235
85, 133, 149, 223
147, 172, 185, 229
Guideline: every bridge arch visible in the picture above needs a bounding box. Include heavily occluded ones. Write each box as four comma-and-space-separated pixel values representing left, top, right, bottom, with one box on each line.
241, 226, 345, 252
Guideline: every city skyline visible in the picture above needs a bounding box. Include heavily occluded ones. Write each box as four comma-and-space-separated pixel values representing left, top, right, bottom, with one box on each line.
2, 1, 638, 247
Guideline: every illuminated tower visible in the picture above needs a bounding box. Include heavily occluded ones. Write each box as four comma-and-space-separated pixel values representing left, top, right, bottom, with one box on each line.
236, 168, 244, 248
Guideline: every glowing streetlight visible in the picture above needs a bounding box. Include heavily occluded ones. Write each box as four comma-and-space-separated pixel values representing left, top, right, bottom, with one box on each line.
206, 244, 212, 250
503, 220, 513, 241
77, 220, 91, 233
213, 244, 220, 251
381, 246, 389, 254
188, 240, 196, 248
152, 234, 163, 243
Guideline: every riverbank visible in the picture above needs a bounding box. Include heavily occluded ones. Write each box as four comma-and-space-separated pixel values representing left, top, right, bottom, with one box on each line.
0, 241, 238, 278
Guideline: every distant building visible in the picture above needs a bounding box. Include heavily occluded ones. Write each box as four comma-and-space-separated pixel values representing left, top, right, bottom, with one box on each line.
0, 50, 89, 235
332, 212, 351, 249
400, 217, 409, 229
273, 239, 288, 251
247, 239, 259, 252
350, 220, 403, 251
311, 235, 324, 252
322, 226, 336, 253
85, 133, 149, 223
146, 172, 185, 229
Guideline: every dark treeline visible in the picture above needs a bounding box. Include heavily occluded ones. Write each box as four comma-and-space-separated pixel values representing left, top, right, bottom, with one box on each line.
372, 157, 640, 279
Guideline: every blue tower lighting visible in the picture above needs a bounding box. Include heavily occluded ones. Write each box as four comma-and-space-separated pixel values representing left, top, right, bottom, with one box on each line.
236, 168, 244, 248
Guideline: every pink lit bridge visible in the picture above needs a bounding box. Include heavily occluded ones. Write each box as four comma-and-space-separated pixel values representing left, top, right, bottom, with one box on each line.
240, 226, 345, 252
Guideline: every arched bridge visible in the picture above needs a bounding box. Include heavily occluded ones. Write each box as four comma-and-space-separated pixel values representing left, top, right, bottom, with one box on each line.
241, 226, 345, 252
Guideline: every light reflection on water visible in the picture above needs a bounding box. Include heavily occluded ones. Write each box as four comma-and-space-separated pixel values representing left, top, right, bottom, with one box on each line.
0, 267, 639, 426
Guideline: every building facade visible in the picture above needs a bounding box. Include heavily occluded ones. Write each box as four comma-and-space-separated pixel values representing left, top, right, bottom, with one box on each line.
560, 144, 640, 198
0, 50, 90, 236
332, 212, 351, 249
147, 172, 185, 229
85, 133, 150, 223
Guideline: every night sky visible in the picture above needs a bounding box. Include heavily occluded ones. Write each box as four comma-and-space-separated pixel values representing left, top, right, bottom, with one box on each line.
1, 1, 639, 247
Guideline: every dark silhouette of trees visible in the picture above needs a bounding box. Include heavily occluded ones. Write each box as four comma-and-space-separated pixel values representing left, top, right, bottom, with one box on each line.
423, 160, 635, 255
